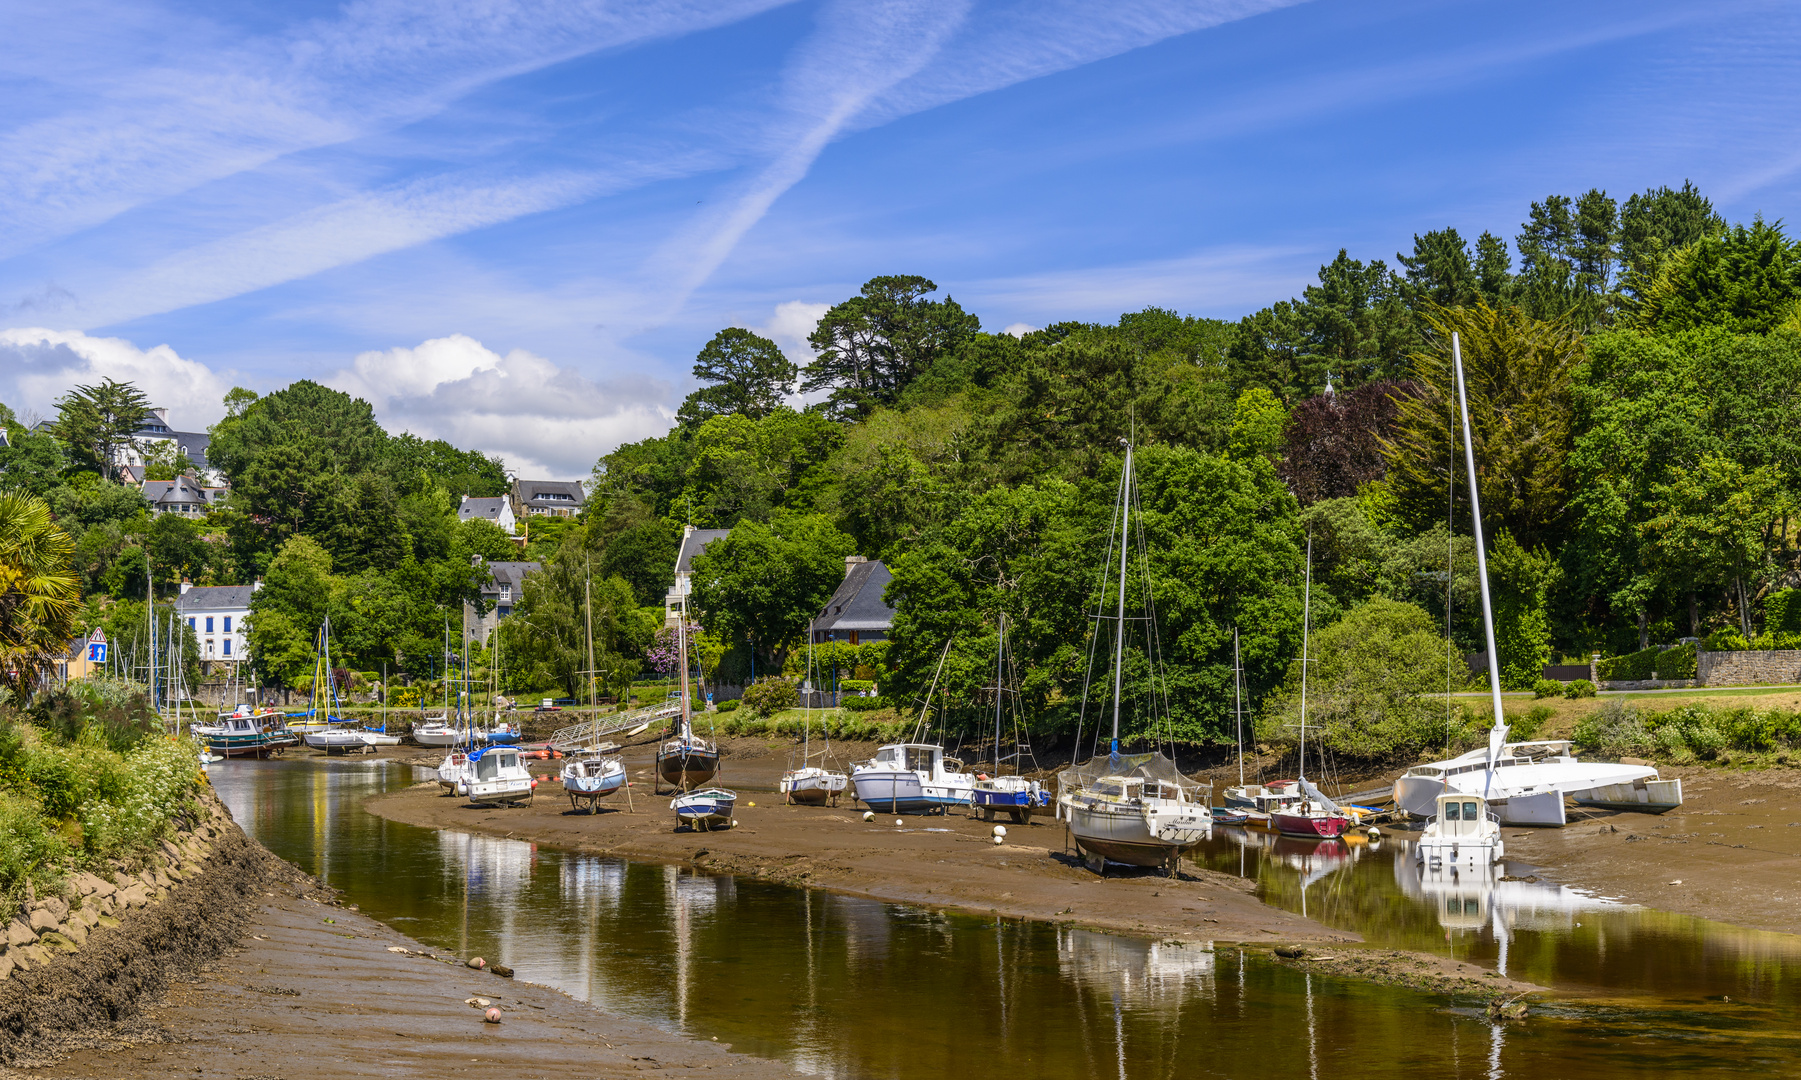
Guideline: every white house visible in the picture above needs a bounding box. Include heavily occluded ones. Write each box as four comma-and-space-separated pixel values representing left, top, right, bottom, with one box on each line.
175, 582, 259, 666
458, 495, 517, 534
664, 524, 730, 628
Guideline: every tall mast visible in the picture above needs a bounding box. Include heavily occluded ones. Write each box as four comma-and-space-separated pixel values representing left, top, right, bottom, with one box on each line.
1298, 535, 1313, 784
994, 612, 1005, 774
147, 552, 156, 714
1233, 627, 1245, 788
1452, 334, 1511, 767
676, 585, 691, 741
1111, 444, 1132, 755
585, 571, 596, 745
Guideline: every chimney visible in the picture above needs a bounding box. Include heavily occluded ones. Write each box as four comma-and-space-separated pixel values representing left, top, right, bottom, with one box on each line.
252, 579, 263, 592
844, 554, 867, 578
179, 579, 192, 595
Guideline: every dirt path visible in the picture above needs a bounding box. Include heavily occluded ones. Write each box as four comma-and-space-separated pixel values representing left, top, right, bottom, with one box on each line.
16, 883, 794, 1080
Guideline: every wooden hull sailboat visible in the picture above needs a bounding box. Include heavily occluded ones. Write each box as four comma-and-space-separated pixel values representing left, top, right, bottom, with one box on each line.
656, 739, 719, 791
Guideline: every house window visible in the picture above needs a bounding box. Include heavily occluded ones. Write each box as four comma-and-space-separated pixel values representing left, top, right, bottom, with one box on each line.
223, 639, 231, 656
187, 617, 195, 630
205, 617, 214, 633
500, 584, 511, 601
223, 616, 232, 632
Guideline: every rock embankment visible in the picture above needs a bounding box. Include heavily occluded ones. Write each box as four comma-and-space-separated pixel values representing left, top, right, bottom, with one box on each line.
0, 790, 287, 1067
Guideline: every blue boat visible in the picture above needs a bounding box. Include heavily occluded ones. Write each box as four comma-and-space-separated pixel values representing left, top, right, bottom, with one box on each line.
672, 787, 737, 831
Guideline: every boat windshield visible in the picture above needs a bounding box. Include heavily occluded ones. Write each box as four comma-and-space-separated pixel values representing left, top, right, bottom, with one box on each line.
904, 747, 935, 773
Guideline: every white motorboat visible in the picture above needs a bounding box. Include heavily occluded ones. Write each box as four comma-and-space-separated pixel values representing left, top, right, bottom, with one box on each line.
852, 743, 975, 814
970, 613, 1048, 823
561, 754, 627, 811
1414, 790, 1504, 869
465, 746, 535, 806
436, 751, 471, 793
1055, 443, 1211, 875
1392, 334, 1682, 828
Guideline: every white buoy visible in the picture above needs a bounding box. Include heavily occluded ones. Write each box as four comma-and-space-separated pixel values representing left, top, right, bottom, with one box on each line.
894, 818, 904, 827
863, 811, 875, 822
992, 835, 1004, 845
992, 825, 1007, 838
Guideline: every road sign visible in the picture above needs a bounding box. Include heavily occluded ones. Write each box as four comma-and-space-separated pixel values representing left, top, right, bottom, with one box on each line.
88, 642, 106, 663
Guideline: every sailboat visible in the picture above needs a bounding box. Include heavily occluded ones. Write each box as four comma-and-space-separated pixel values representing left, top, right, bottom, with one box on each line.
971, 613, 1048, 823
1055, 443, 1212, 876
780, 638, 848, 806
1391, 333, 1683, 826
1213, 629, 1266, 826
562, 572, 628, 811
298, 618, 368, 753
849, 640, 976, 815
1268, 538, 1355, 840
655, 590, 720, 792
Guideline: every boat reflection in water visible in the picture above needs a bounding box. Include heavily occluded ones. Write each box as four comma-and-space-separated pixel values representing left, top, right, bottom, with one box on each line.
1058, 927, 1215, 1004
1396, 857, 1624, 977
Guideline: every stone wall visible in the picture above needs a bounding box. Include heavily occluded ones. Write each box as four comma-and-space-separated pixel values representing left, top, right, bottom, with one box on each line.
1697, 649, 1801, 687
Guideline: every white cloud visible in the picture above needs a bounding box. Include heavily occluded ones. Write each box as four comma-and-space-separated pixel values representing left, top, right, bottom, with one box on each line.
1002, 322, 1038, 338
326, 334, 673, 480
0, 328, 233, 427
751, 300, 831, 362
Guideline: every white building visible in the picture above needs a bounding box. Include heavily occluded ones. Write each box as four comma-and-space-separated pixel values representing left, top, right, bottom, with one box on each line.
664, 524, 730, 628
175, 582, 258, 665
458, 495, 517, 534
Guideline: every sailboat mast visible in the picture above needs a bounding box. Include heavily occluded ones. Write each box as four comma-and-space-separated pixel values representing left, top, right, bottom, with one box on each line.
1298, 535, 1312, 784
1111, 444, 1132, 754
1233, 627, 1245, 788
676, 586, 691, 741
994, 612, 1005, 774
1452, 333, 1508, 735
585, 572, 596, 744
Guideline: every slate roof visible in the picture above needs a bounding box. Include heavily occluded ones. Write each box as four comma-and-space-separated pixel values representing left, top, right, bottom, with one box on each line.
480, 561, 540, 596
675, 528, 731, 575
142, 477, 203, 506
459, 496, 510, 522
811, 559, 895, 633
175, 585, 257, 612
514, 479, 586, 509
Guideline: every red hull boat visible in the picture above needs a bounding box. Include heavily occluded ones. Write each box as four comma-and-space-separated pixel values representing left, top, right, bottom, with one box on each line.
1271, 807, 1351, 839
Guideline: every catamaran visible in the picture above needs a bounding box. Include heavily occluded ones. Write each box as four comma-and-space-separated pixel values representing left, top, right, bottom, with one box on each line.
1055, 443, 1212, 876
1391, 333, 1682, 827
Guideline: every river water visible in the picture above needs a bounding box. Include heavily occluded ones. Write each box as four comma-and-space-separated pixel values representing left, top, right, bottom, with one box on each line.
212, 759, 1801, 1077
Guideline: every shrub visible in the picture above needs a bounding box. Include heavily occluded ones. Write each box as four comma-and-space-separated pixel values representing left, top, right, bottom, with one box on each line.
1655, 643, 1697, 679
1532, 678, 1563, 699
0, 793, 66, 903
716, 699, 740, 713
841, 695, 889, 712
1509, 703, 1554, 741
1597, 648, 1657, 681
740, 678, 799, 718
388, 686, 421, 708
1563, 679, 1596, 699
839, 679, 875, 693
1703, 626, 1749, 652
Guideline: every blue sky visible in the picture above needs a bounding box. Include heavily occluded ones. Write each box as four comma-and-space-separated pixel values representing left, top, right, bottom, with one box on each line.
3, 0, 1799, 478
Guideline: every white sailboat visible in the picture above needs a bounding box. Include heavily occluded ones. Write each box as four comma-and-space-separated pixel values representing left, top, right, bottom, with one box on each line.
1392, 332, 1683, 827
1055, 443, 1211, 876
780, 638, 848, 806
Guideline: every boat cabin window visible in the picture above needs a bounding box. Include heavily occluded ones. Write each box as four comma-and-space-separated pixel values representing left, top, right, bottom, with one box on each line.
1462, 801, 1479, 820
1444, 801, 1461, 821
905, 747, 935, 773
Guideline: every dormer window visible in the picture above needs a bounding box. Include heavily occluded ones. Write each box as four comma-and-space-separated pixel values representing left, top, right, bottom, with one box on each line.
500, 584, 511, 601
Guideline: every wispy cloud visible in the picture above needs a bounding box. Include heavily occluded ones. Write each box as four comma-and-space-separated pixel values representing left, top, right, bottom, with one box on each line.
0, 0, 789, 258
960, 244, 1315, 323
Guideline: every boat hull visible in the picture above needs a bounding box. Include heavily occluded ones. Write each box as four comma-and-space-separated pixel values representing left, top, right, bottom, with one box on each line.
1571, 778, 1683, 814
852, 769, 971, 814
672, 788, 736, 830
563, 761, 627, 804
413, 726, 470, 748
657, 745, 720, 790
205, 734, 279, 758
781, 770, 847, 805
467, 778, 533, 805
1065, 800, 1208, 867
303, 730, 366, 753
1270, 810, 1351, 839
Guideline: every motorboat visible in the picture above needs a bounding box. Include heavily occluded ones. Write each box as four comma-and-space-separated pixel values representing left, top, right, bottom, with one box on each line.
1392, 335, 1683, 829
852, 743, 975, 814
1056, 443, 1212, 876
562, 754, 627, 812
1223, 780, 1302, 814
970, 612, 1048, 823
672, 787, 737, 831
1209, 806, 1253, 826
204, 713, 283, 758
465, 746, 535, 806
1415, 790, 1504, 869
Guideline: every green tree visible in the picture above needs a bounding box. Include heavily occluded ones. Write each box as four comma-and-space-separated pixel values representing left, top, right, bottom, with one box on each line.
1383, 304, 1582, 549
0, 415, 71, 497
1258, 598, 1467, 761
248, 535, 335, 688
55, 378, 153, 481
801, 275, 982, 420
1489, 532, 1559, 690
1632, 219, 1801, 335
1227, 387, 1287, 461
680, 407, 841, 527
498, 541, 640, 699
1618, 181, 1723, 298
146, 513, 210, 586
1397, 227, 1480, 308
675, 328, 798, 430
1640, 453, 1784, 639
689, 512, 856, 671
139, 440, 199, 482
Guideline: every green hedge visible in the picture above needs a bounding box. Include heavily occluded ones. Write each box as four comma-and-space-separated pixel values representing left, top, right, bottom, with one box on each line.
1597, 648, 1657, 681
840, 679, 875, 693
715, 699, 740, 713
1656, 643, 1697, 679
717, 711, 909, 742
